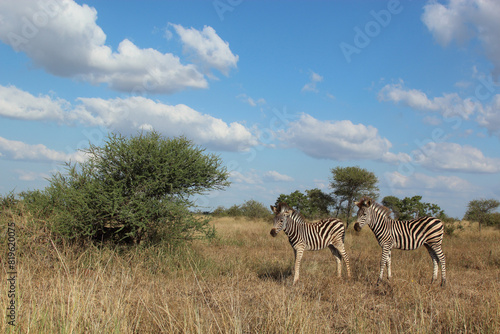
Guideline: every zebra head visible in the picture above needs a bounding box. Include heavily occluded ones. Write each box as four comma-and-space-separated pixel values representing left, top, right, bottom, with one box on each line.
270, 202, 294, 237
354, 196, 373, 232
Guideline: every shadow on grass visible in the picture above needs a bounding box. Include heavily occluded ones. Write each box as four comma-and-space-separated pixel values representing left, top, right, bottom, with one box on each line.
257, 264, 293, 282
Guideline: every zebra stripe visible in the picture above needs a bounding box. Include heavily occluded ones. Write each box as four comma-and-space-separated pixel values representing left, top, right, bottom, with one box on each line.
354, 196, 446, 287
270, 202, 351, 285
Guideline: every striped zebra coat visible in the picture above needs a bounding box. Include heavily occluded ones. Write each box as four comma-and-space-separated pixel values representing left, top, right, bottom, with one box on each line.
270, 202, 351, 285
354, 197, 446, 287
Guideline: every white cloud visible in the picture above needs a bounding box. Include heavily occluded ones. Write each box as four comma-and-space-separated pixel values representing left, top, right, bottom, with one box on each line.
75, 96, 257, 151
0, 85, 257, 152
378, 82, 500, 139
230, 170, 261, 185
422, 0, 500, 77
410, 142, 500, 173
0, 136, 85, 162
378, 82, 481, 119
263, 171, 294, 182
302, 71, 323, 93
0, 85, 90, 123
280, 113, 393, 161
230, 170, 294, 184
0, 1, 237, 94
385, 171, 476, 193
476, 94, 500, 137
14, 169, 50, 181
171, 24, 239, 76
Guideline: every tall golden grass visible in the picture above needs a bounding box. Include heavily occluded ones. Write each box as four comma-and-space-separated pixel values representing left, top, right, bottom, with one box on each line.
1, 211, 499, 333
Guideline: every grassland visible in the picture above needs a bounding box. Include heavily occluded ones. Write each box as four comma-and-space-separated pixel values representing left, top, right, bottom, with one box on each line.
1, 210, 499, 333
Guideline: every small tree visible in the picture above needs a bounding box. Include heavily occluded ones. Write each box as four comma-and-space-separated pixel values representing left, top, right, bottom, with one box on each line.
381, 195, 400, 219
464, 198, 500, 232
305, 188, 334, 218
43, 132, 230, 244
330, 166, 379, 226
275, 189, 333, 219
383, 195, 444, 221
276, 190, 309, 212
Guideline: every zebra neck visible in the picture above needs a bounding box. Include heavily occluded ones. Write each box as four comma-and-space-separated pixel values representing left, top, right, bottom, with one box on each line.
283, 214, 305, 234
369, 210, 392, 229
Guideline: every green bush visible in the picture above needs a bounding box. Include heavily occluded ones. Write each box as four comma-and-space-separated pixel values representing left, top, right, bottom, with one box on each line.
27, 132, 229, 245
212, 200, 272, 220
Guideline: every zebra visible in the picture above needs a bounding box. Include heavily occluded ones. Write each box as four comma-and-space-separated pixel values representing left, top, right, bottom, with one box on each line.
354, 196, 446, 287
270, 202, 351, 285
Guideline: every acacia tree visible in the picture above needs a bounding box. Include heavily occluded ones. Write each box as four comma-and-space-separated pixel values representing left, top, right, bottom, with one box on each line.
330, 166, 378, 226
275, 189, 333, 219
464, 198, 500, 232
382, 195, 444, 220
43, 131, 230, 244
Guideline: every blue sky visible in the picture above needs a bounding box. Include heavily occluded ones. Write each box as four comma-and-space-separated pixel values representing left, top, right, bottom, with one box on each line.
1, 0, 499, 218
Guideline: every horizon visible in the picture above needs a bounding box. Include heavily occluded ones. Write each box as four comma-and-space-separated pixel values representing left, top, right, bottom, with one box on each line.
1, 0, 500, 219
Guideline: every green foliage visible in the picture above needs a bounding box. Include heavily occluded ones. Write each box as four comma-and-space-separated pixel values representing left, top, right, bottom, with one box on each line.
381, 196, 400, 219
28, 132, 229, 245
381, 195, 444, 220
276, 190, 309, 212
0, 191, 18, 209
212, 200, 271, 220
275, 189, 334, 219
330, 166, 379, 224
464, 198, 500, 231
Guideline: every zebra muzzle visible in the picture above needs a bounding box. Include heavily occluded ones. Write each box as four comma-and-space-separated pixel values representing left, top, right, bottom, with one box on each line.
270, 228, 278, 237
354, 223, 362, 232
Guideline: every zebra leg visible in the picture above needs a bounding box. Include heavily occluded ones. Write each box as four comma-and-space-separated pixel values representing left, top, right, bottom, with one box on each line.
433, 244, 446, 287
387, 250, 392, 281
292, 247, 304, 286
330, 242, 351, 278
378, 247, 391, 285
328, 245, 342, 277
424, 244, 439, 284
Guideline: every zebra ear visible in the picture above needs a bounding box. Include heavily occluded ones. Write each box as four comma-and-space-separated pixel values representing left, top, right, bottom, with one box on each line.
355, 201, 361, 208
270, 205, 278, 214
365, 199, 372, 207
284, 209, 294, 216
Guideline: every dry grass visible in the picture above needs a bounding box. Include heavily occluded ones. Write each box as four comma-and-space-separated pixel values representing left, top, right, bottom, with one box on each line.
1, 212, 499, 333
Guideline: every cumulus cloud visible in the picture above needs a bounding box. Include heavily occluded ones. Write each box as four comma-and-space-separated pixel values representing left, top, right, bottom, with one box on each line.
409, 142, 500, 173
0, 85, 91, 123
171, 24, 239, 76
76, 96, 257, 151
422, 0, 500, 77
476, 94, 500, 137
0, 85, 257, 152
280, 113, 393, 161
378, 81, 500, 139
385, 171, 476, 193
0, 1, 238, 94
378, 81, 481, 119
0, 136, 85, 162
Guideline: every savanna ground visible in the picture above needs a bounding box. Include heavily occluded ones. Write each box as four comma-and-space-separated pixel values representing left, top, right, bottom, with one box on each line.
1, 209, 499, 333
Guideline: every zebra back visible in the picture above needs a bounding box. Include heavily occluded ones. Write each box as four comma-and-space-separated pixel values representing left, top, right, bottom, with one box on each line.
357, 197, 444, 250
286, 209, 345, 251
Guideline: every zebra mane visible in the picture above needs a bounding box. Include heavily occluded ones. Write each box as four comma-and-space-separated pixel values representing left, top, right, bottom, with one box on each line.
372, 201, 392, 218
359, 196, 392, 218
276, 202, 291, 213
276, 202, 307, 222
